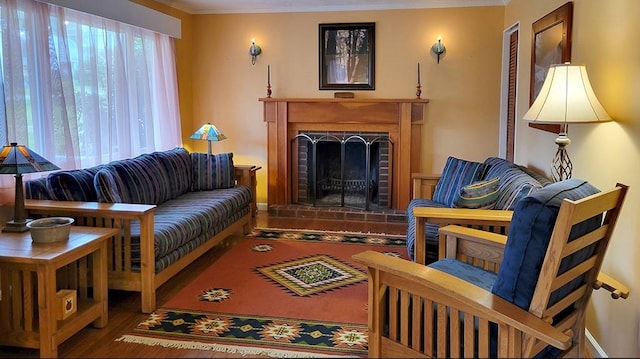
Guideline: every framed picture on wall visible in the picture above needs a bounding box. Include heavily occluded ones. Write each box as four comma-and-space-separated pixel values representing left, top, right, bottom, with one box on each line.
529, 2, 573, 133
319, 22, 375, 90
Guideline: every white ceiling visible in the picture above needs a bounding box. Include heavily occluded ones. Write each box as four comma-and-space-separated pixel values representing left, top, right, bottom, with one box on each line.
155, 0, 508, 14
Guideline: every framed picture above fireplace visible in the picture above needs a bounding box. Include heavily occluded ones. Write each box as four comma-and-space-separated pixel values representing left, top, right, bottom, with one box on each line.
319, 22, 375, 90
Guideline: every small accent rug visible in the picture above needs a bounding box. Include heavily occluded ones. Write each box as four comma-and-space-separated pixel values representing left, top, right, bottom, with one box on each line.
117, 228, 407, 358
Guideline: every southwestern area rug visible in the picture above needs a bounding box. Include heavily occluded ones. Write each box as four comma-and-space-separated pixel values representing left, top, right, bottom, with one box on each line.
117, 228, 407, 357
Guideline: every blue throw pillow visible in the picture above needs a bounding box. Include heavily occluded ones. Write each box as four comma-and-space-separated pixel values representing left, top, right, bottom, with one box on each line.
491, 179, 601, 310
191, 152, 235, 191
433, 156, 488, 207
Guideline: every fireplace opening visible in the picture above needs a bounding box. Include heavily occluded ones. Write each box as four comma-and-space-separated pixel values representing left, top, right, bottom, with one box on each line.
292, 132, 392, 210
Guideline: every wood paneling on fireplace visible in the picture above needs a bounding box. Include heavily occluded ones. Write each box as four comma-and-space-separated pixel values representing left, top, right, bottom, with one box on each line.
260, 97, 428, 211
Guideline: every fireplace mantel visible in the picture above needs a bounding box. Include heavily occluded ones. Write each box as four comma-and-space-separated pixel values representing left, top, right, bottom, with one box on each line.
260, 97, 428, 211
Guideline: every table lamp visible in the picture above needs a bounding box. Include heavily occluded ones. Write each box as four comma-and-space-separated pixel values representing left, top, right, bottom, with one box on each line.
0, 142, 60, 232
522, 63, 612, 182
190, 122, 227, 156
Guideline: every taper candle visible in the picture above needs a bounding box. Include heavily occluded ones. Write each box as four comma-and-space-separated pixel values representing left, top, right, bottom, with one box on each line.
417, 62, 421, 85
267, 65, 271, 85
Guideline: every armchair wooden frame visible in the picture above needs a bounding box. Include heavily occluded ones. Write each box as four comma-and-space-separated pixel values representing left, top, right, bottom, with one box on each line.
354, 183, 629, 358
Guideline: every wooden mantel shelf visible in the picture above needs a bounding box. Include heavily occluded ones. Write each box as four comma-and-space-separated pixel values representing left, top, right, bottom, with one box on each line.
259, 97, 429, 103
260, 97, 428, 211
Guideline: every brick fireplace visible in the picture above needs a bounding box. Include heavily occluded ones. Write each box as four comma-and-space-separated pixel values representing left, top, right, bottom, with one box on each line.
260, 97, 428, 211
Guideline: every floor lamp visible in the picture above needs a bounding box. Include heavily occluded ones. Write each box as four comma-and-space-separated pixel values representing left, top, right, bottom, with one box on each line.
523, 63, 612, 182
190, 122, 227, 156
0, 143, 60, 232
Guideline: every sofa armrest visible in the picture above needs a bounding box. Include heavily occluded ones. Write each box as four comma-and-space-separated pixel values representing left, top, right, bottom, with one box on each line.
412, 173, 440, 200
25, 199, 159, 312
234, 165, 261, 223
412, 206, 513, 265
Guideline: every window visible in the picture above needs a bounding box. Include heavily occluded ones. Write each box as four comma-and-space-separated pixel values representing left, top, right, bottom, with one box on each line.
0, 0, 181, 173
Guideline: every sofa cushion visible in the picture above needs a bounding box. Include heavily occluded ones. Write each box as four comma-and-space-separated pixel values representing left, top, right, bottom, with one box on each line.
493, 167, 544, 210
191, 152, 235, 191
25, 177, 53, 200
46, 166, 103, 201
108, 153, 172, 204
94, 166, 129, 203
454, 177, 500, 209
433, 156, 487, 207
491, 179, 601, 310
483, 157, 517, 181
153, 147, 192, 198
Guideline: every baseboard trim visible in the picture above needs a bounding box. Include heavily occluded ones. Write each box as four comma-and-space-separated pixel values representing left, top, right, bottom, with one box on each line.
585, 329, 607, 358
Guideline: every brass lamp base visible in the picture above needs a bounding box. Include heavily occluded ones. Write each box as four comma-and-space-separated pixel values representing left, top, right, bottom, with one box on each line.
551, 133, 573, 182
2, 219, 32, 233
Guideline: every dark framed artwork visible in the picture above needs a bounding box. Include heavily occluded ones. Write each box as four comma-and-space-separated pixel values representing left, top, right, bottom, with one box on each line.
319, 22, 375, 90
529, 2, 573, 133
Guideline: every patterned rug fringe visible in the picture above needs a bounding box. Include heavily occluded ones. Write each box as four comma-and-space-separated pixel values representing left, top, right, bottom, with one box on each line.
116, 335, 357, 358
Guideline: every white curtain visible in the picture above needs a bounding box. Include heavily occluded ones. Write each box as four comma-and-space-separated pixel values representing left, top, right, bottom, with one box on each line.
0, 0, 182, 205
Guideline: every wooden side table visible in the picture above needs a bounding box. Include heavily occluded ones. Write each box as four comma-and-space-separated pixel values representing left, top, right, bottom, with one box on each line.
0, 226, 117, 358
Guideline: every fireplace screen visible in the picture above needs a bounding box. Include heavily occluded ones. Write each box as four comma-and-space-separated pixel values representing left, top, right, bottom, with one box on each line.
292, 131, 392, 210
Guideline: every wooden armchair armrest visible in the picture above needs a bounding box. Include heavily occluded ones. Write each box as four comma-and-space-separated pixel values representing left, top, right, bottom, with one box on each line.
412, 172, 440, 200
594, 271, 630, 299
438, 224, 507, 272
413, 206, 513, 265
352, 250, 572, 353
26, 199, 156, 217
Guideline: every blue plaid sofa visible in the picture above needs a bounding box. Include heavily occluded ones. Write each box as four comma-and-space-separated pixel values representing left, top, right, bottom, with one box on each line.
407, 156, 552, 263
25, 147, 257, 312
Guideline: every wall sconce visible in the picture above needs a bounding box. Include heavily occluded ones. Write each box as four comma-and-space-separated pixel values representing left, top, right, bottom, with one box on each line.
431, 36, 446, 64
249, 39, 262, 65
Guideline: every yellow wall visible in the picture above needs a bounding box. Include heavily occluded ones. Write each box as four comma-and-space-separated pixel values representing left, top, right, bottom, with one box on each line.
189, 7, 505, 205
139, 1, 640, 355
505, 0, 640, 356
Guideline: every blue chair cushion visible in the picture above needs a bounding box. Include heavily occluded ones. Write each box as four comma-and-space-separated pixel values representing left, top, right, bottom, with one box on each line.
432, 156, 487, 208
491, 179, 601, 310
429, 258, 497, 291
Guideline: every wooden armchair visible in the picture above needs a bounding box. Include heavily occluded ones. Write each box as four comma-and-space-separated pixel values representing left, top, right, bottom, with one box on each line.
354, 180, 629, 358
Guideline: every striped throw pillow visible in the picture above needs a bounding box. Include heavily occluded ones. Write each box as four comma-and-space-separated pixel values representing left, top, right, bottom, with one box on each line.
191, 152, 235, 191
454, 177, 500, 209
433, 156, 488, 207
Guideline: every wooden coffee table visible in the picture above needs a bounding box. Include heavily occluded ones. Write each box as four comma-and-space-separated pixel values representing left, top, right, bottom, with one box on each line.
0, 226, 118, 358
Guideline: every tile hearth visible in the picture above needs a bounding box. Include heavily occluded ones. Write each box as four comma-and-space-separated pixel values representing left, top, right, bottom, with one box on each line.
267, 204, 407, 223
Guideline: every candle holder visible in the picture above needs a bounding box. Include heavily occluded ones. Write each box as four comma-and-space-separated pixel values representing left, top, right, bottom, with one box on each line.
267, 64, 272, 98
416, 62, 422, 99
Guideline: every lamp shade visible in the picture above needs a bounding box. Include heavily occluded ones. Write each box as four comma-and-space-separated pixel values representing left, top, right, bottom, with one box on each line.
523, 64, 612, 124
0, 142, 60, 233
0, 142, 60, 174
190, 123, 227, 142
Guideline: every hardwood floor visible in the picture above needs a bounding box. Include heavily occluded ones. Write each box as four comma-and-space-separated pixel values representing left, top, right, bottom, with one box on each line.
0, 210, 407, 358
